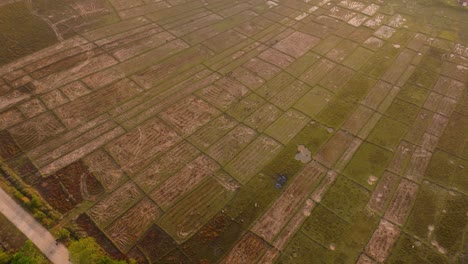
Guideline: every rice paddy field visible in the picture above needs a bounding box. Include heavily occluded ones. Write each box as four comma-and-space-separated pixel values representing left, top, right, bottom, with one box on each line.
0, 0, 467, 263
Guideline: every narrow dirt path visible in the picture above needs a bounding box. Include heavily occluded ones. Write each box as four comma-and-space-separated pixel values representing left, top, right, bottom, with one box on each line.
0, 187, 70, 264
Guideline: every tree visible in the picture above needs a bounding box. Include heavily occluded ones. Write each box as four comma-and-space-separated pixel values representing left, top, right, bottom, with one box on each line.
69, 238, 126, 264
0, 248, 12, 264
55, 228, 71, 242
10, 241, 47, 264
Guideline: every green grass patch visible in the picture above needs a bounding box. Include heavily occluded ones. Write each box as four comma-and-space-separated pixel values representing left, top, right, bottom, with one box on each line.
321, 176, 371, 221
315, 99, 357, 129
278, 232, 333, 264
397, 83, 430, 106
0, 2, 57, 64
407, 67, 439, 89
433, 193, 468, 256
405, 182, 448, 240
367, 116, 408, 151
451, 158, 468, 194
301, 205, 348, 247
343, 142, 393, 190
285, 52, 321, 77
294, 86, 334, 118
424, 149, 458, 187
385, 99, 420, 125
387, 233, 449, 264
337, 74, 377, 104
361, 44, 400, 78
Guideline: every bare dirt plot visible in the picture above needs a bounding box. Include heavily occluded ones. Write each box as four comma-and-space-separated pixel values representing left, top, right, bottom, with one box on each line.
106, 117, 181, 174
158, 178, 236, 243
189, 114, 238, 150
207, 124, 257, 165
106, 198, 161, 253
229, 67, 265, 90
226, 135, 283, 184
403, 147, 432, 183
356, 254, 377, 264
243, 58, 282, 80
88, 182, 144, 228
83, 149, 127, 192
196, 85, 239, 111
160, 95, 220, 136
258, 48, 295, 69
315, 130, 355, 168
384, 179, 419, 226
367, 171, 400, 214
365, 219, 401, 263
213, 76, 249, 99
273, 31, 320, 58
387, 141, 416, 176
426, 113, 449, 137
252, 161, 325, 243
0, 87, 32, 112
133, 141, 200, 193
221, 232, 270, 264
150, 155, 220, 210
432, 76, 464, 99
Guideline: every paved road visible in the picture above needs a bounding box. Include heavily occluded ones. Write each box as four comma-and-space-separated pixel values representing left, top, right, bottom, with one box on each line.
0, 187, 70, 263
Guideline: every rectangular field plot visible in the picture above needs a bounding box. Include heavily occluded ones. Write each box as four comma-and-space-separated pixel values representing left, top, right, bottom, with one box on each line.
226, 135, 283, 184
158, 178, 237, 243
150, 155, 220, 210
269, 80, 311, 110
222, 232, 271, 264
105, 198, 161, 252
107, 117, 181, 175
207, 124, 257, 165
365, 219, 401, 263
243, 102, 283, 132
88, 182, 144, 228
133, 141, 200, 193
160, 96, 220, 136
265, 109, 310, 145
188, 115, 238, 150
252, 161, 325, 242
